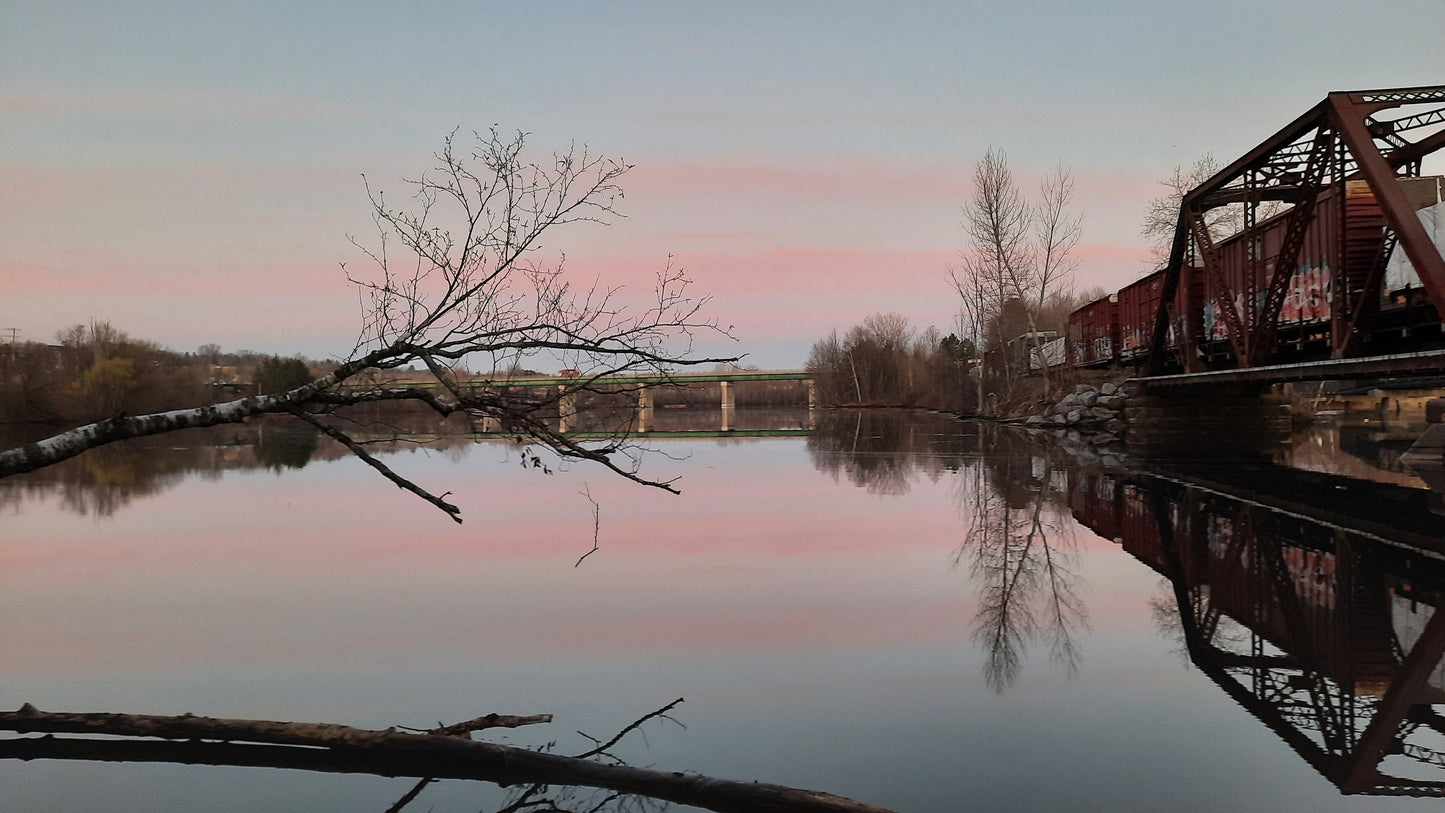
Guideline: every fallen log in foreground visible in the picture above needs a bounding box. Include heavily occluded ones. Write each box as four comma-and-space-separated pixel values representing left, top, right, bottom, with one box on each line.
0, 704, 896, 813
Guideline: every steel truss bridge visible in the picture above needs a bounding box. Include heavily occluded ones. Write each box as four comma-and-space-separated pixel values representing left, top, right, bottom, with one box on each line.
1145, 86, 1445, 387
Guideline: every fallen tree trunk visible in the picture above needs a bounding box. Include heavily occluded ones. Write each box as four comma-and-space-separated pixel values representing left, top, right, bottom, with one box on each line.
0, 705, 896, 813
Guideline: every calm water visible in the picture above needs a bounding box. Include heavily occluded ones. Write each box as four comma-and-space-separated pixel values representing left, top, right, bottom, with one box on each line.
2, 410, 1443, 811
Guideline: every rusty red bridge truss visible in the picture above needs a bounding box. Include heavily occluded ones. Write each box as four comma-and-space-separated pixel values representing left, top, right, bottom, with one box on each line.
1146, 86, 1445, 384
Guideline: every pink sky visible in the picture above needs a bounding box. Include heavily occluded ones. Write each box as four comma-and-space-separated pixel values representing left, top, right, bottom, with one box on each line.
2, 3, 1437, 368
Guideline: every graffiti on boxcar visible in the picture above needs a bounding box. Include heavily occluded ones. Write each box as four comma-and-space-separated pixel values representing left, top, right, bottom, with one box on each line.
1278, 263, 1333, 325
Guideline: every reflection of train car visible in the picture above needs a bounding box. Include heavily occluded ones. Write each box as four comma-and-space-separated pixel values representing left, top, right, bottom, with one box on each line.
1070, 466, 1439, 696
1068, 468, 1121, 542
1069, 178, 1445, 370
1195, 506, 1367, 685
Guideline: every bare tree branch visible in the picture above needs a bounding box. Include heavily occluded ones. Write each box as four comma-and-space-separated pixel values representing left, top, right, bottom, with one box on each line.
0, 131, 739, 521
575, 485, 602, 567
0, 705, 896, 813
573, 697, 685, 760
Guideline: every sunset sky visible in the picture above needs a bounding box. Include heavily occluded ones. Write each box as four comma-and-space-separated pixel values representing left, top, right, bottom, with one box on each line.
3, 1, 1441, 369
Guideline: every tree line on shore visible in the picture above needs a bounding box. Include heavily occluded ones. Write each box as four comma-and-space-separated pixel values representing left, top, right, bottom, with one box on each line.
803, 290, 1101, 414
806, 148, 1116, 416
0, 320, 327, 424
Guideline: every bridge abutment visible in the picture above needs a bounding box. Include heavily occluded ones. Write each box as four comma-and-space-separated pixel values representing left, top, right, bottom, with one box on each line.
1125, 389, 1292, 457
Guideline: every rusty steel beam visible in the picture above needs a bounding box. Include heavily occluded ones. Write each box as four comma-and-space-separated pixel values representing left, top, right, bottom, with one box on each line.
1193, 212, 1248, 364
1331, 92, 1445, 316
1342, 606, 1445, 794
1252, 128, 1335, 365
1389, 127, 1445, 170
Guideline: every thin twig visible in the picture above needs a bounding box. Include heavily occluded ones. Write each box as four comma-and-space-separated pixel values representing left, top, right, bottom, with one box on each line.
384, 777, 435, 813
572, 698, 685, 760
288, 408, 463, 524
575, 485, 601, 567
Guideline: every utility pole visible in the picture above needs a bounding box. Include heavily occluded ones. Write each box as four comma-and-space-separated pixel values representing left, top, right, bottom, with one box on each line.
1, 328, 13, 403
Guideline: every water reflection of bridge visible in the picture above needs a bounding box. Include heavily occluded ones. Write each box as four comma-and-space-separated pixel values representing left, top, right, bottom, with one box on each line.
1069, 457, 1445, 797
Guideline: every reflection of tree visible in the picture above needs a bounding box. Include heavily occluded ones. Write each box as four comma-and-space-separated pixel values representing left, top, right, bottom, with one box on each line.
252, 423, 319, 471
0, 422, 341, 517
17, 441, 188, 517
805, 410, 973, 496
806, 414, 1090, 690
0, 410, 494, 517
954, 431, 1088, 692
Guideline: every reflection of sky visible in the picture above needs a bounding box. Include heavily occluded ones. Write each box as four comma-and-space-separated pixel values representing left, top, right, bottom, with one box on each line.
2, 428, 1438, 811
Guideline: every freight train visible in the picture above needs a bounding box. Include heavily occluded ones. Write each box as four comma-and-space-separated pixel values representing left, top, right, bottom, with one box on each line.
1067, 178, 1445, 372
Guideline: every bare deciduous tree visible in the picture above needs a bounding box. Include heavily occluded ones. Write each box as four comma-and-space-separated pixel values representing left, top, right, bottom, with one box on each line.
0, 130, 736, 521
950, 149, 1081, 409
1140, 152, 1282, 266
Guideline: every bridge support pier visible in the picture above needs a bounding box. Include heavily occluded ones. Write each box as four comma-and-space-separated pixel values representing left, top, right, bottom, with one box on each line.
558, 386, 578, 434
720, 381, 734, 432
1125, 389, 1292, 458
637, 386, 653, 433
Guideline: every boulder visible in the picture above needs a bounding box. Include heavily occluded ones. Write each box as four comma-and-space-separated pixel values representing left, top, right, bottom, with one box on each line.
1080, 390, 1099, 407
1100, 382, 1117, 396
1065, 408, 1083, 425
1088, 407, 1116, 421
1075, 384, 1094, 395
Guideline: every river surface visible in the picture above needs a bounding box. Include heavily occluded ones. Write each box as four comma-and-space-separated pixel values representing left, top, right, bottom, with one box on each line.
2, 409, 1444, 812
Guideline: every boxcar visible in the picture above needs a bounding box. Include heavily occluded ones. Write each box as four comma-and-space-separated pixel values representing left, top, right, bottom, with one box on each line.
1068, 294, 1118, 367
1117, 268, 1167, 362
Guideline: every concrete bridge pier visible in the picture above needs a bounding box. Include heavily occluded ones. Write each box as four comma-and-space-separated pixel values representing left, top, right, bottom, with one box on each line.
637, 386, 654, 433
1125, 387, 1292, 458
807, 380, 816, 427
558, 386, 578, 434
720, 381, 734, 431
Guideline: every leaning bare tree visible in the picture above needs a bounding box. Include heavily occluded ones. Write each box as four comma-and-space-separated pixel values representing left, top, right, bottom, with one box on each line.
0, 702, 896, 813
0, 130, 736, 521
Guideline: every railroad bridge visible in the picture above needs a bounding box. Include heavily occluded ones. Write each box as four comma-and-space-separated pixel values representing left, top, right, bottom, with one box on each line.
1118, 86, 1445, 452
1144, 85, 1445, 382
